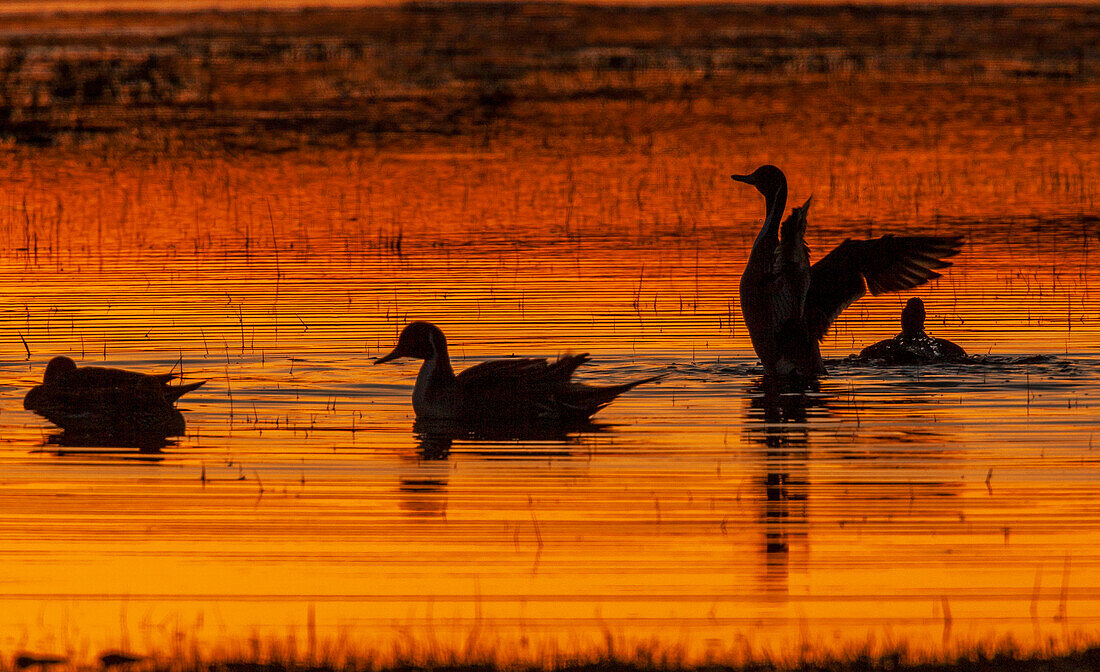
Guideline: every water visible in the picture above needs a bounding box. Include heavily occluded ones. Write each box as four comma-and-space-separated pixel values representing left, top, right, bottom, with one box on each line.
3, 217, 1098, 663
0, 4, 1098, 665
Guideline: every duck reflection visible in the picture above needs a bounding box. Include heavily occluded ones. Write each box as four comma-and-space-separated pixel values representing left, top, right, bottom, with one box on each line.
742, 375, 969, 596
31, 412, 183, 454
412, 417, 606, 458
396, 418, 609, 518
398, 473, 450, 518
36, 429, 173, 459
743, 378, 828, 594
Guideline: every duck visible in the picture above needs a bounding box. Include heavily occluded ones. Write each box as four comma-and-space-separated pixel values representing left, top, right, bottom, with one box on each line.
14, 655, 67, 671
732, 165, 963, 378
857, 297, 967, 364
23, 356, 205, 437
375, 321, 663, 422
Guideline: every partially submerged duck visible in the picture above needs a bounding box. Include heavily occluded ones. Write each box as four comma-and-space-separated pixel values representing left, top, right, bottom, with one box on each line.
858, 297, 967, 364
23, 356, 205, 437
375, 321, 663, 422
732, 165, 963, 378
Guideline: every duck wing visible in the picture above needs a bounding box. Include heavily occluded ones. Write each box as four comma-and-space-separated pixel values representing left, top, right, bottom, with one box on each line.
456, 355, 589, 393
774, 198, 812, 278
69, 366, 157, 388
458, 354, 630, 420
25, 376, 169, 411
458, 355, 663, 421
768, 197, 813, 325
804, 235, 963, 341
64, 366, 203, 401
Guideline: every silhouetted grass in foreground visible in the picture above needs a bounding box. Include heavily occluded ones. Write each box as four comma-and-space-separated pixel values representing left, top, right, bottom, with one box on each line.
104, 647, 1100, 672
13, 643, 1100, 672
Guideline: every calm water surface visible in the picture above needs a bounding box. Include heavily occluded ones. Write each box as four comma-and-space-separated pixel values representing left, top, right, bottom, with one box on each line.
0, 44, 1098, 662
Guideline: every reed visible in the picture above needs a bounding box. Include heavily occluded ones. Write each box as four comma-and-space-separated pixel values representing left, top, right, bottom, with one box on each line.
9, 635, 1100, 672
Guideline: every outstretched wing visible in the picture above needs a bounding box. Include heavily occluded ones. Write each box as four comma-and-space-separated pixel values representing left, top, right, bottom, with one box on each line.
805, 235, 963, 341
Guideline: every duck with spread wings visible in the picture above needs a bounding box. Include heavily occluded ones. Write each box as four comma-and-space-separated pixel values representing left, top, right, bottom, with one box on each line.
732, 165, 963, 378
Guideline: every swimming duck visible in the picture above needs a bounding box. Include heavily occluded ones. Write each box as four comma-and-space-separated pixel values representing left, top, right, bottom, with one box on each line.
14, 654, 67, 671
732, 165, 963, 378
23, 356, 205, 436
858, 297, 967, 364
375, 321, 663, 422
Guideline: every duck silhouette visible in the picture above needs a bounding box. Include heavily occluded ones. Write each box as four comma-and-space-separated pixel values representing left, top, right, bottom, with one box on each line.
733, 165, 963, 378
23, 356, 205, 437
858, 297, 967, 364
375, 321, 662, 422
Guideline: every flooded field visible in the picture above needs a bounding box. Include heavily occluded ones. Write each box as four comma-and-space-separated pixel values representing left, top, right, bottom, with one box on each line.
0, 3, 1098, 667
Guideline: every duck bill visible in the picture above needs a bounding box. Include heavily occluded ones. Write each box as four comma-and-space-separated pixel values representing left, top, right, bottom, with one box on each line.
730, 174, 753, 184
374, 348, 402, 365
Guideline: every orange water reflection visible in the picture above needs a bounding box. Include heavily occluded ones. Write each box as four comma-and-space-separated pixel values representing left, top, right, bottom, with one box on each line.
2, 225, 1099, 662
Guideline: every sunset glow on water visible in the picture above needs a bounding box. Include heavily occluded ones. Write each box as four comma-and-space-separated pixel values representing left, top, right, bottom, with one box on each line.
0, 4, 1097, 668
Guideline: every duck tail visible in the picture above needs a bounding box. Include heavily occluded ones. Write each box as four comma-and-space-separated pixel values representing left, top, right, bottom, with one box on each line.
561, 372, 667, 418
550, 353, 592, 380
166, 380, 206, 403
612, 372, 668, 394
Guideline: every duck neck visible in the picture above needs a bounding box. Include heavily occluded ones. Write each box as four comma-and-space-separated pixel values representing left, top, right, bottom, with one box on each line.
427, 342, 455, 382
750, 182, 787, 261
901, 310, 926, 337
415, 332, 456, 398
411, 333, 459, 419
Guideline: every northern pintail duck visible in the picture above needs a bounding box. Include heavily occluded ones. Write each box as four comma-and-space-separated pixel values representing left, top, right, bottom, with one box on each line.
375, 321, 663, 421
14, 655, 67, 671
858, 297, 967, 364
23, 356, 205, 436
732, 165, 963, 378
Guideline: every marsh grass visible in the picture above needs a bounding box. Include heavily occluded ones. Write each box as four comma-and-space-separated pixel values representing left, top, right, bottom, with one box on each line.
11, 634, 1100, 672
0, 5, 1094, 261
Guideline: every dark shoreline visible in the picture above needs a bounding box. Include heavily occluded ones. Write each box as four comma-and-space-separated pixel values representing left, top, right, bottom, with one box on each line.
0, 2, 1098, 18
0, 1, 1094, 149
40, 646, 1100, 672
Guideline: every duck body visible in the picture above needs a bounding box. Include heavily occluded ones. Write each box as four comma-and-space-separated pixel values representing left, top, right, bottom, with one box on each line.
857, 334, 967, 364
23, 356, 205, 436
738, 189, 823, 378
377, 321, 662, 422
732, 165, 963, 379
858, 298, 967, 364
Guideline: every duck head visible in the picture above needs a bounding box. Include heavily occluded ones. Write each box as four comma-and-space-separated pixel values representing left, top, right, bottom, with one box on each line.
375, 321, 447, 364
43, 355, 77, 384
23, 385, 45, 411
901, 297, 926, 336
731, 165, 787, 199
